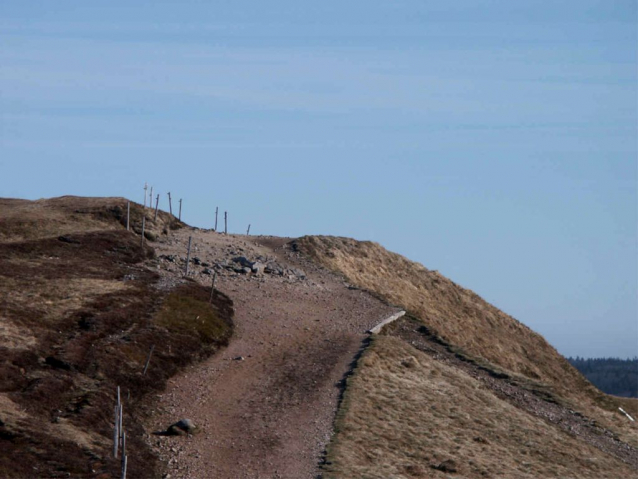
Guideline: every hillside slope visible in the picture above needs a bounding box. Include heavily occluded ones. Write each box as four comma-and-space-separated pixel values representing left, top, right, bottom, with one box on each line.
0, 197, 233, 478
296, 235, 637, 476
324, 335, 636, 478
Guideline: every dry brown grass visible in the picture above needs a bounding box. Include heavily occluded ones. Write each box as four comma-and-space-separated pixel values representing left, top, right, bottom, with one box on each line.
0, 195, 182, 243
297, 236, 637, 447
324, 335, 637, 479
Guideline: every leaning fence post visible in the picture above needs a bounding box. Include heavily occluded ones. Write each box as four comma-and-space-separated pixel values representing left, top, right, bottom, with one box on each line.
178, 199, 182, 221
126, 202, 130, 231
154, 194, 160, 221
224, 211, 228, 235
143, 345, 155, 375
209, 271, 217, 304
184, 236, 192, 277
246, 224, 251, 235
168, 192, 172, 216
214, 206, 218, 231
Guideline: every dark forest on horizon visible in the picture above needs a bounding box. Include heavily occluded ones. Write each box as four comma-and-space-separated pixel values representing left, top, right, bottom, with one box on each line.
569, 357, 638, 398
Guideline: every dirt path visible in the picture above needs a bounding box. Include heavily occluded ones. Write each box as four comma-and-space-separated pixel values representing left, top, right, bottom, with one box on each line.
143, 229, 397, 478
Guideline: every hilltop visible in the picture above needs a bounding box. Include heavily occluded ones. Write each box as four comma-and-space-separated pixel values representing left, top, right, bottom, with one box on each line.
0, 197, 636, 478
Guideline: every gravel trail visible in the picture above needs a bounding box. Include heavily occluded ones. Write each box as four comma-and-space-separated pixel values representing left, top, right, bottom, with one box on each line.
144, 229, 397, 478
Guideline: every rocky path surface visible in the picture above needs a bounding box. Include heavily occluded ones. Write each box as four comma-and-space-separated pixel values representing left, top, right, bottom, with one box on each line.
143, 229, 397, 479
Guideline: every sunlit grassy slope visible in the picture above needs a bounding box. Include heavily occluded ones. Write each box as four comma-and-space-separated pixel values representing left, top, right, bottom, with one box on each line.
297, 235, 637, 473
324, 335, 636, 479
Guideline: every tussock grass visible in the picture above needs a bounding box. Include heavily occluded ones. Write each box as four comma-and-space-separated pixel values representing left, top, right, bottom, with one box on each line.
324, 336, 637, 479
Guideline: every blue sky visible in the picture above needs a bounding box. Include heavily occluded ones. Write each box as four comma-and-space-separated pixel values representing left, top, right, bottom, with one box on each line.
1, 1, 636, 358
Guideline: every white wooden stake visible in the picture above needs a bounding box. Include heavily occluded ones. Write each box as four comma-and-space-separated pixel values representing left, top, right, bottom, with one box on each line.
143, 183, 148, 209
619, 407, 635, 422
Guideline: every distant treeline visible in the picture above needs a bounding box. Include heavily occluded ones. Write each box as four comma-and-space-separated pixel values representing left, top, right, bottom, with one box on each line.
568, 357, 638, 398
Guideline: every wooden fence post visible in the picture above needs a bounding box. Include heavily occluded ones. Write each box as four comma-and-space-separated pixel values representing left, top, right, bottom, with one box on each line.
143, 183, 148, 209
246, 224, 251, 235
121, 432, 126, 468
126, 202, 130, 231
142, 345, 155, 375
154, 194, 160, 221
168, 192, 172, 216
121, 454, 128, 479
113, 405, 119, 457
224, 211, 228, 235
184, 236, 192, 277
179, 199, 182, 221
214, 207, 218, 231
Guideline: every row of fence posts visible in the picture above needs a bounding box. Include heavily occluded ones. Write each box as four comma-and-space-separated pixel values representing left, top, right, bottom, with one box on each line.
126, 199, 250, 237
132, 182, 257, 235
118, 186, 250, 477
113, 387, 128, 479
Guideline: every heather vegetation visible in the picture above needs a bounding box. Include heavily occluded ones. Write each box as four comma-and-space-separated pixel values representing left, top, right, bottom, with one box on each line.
0, 198, 233, 478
